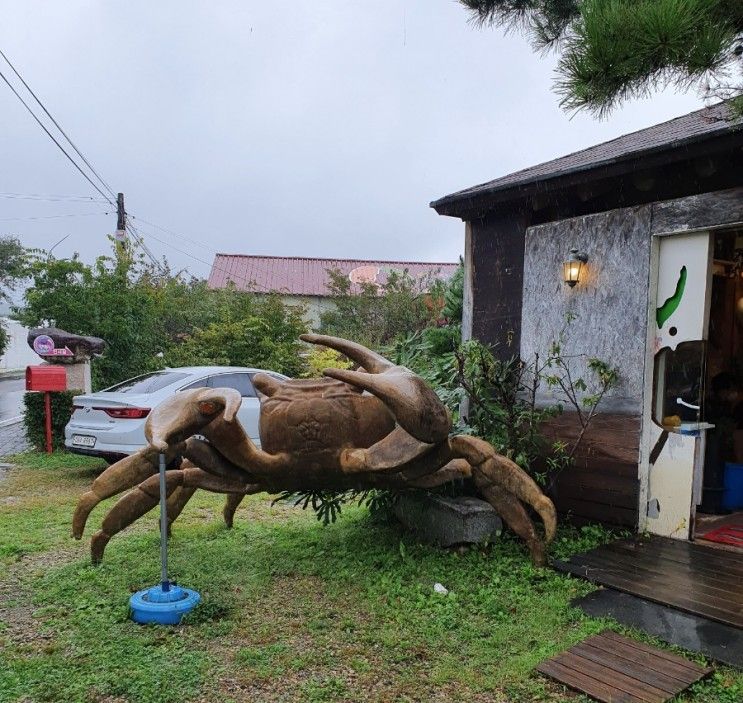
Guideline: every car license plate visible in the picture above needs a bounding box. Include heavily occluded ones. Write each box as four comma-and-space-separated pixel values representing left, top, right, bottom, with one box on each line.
72, 435, 96, 448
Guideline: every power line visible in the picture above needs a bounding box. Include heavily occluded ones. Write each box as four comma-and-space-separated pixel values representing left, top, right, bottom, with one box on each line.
0, 64, 113, 204
128, 214, 281, 291
0, 48, 164, 269
124, 221, 161, 268
0, 48, 254, 282
0, 192, 108, 202
128, 215, 275, 293
0, 211, 110, 222
0, 48, 117, 200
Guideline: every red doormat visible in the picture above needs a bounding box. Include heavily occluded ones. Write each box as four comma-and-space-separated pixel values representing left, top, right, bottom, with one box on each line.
700, 525, 743, 547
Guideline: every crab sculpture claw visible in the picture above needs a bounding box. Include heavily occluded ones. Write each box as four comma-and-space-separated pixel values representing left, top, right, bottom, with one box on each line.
299, 333, 451, 444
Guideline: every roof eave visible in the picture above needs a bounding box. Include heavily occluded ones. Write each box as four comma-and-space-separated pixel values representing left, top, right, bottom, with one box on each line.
431, 129, 742, 220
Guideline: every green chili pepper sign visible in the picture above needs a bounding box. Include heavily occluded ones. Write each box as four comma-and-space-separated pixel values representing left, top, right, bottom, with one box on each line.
656, 265, 687, 328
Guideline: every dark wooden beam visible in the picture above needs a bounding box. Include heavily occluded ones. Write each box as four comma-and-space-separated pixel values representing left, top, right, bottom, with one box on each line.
469, 211, 527, 356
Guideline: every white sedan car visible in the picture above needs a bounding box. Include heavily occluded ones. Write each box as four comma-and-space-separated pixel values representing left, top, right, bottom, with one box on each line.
65, 366, 287, 463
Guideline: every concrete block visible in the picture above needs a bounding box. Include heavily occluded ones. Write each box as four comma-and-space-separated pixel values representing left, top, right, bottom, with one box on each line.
394, 493, 502, 547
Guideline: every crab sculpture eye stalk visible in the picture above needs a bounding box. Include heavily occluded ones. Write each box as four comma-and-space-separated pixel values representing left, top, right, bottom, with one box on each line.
73, 335, 557, 566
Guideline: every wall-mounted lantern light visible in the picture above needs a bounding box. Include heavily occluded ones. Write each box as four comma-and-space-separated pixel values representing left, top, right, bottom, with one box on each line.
563, 248, 588, 288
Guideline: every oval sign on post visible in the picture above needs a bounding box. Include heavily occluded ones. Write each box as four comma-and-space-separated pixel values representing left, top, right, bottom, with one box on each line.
32, 334, 55, 355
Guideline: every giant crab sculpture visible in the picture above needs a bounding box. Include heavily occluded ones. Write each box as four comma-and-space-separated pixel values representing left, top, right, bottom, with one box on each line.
73, 335, 557, 566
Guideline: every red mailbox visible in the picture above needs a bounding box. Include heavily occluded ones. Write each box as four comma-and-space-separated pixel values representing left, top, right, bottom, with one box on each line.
26, 365, 67, 392
26, 365, 68, 454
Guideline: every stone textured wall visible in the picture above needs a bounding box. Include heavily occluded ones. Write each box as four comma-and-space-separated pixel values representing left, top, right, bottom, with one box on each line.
521, 205, 653, 414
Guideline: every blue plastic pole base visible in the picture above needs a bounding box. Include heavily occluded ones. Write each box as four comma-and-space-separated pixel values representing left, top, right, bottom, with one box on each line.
129, 583, 200, 625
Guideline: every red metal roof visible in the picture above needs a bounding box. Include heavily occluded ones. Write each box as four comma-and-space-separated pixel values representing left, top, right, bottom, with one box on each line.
208, 254, 459, 296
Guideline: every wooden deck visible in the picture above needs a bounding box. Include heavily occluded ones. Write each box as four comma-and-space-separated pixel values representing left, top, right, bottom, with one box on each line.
554, 536, 743, 630
537, 631, 712, 703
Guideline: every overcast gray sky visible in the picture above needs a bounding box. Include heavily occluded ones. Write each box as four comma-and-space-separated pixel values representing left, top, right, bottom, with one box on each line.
2, 1, 701, 277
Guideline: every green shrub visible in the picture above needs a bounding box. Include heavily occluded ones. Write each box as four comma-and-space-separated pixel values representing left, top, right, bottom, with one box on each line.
0, 319, 8, 358
22, 390, 78, 451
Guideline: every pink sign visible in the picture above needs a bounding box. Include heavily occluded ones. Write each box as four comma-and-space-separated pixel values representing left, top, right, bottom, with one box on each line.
32, 334, 73, 357
47, 347, 74, 357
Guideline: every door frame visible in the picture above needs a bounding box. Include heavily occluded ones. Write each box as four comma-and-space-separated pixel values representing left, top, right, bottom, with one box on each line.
638, 227, 714, 537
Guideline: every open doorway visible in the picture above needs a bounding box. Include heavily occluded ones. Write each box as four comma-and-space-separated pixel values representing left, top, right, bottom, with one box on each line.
695, 228, 743, 550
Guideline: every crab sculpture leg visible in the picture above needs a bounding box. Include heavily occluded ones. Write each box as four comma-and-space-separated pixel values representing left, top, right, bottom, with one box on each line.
73, 334, 556, 567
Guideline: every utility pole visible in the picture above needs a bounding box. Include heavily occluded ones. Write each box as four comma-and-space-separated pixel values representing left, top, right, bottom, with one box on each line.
112, 192, 161, 270
115, 192, 126, 240
114, 192, 127, 259
116, 193, 125, 232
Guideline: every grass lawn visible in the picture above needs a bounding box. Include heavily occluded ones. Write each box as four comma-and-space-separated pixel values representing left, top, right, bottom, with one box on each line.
0, 452, 741, 702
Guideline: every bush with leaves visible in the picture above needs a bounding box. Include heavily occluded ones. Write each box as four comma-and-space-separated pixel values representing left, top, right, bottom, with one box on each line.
164, 291, 308, 377
319, 267, 448, 349
388, 310, 620, 486
0, 234, 30, 357
0, 235, 28, 300
16, 247, 165, 389
301, 346, 353, 378
22, 390, 77, 451
0, 321, 8, 359
454, 330, 620, 486
15, 242, 310, 387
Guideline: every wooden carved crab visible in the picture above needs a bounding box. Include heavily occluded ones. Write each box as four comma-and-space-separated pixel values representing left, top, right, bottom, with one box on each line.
73, 335, 556, 565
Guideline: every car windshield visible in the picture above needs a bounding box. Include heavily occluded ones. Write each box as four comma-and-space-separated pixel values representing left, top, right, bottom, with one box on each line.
104, 371, 189, 394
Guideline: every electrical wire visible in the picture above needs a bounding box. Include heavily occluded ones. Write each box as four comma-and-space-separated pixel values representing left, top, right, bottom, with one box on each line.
124, 221, 163, 268
0, 47, 168, 269
0, 192, 108, 202
0, 48, 117, 200
0, 49, 249, 279
127, 215, 276, 293
128, 214, 282, 290
0, 211, 110, 222
0, 65, 113, 204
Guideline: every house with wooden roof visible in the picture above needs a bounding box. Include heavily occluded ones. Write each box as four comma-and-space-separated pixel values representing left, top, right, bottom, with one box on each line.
432, 103, 743, 546
207, 254, 458, 329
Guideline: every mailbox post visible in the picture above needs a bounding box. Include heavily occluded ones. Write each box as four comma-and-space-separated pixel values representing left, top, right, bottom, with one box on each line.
25, 366, 67, 454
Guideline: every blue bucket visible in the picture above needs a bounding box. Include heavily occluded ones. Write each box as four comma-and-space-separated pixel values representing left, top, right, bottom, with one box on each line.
722, 463, 743, 511
130, 584, 200, 625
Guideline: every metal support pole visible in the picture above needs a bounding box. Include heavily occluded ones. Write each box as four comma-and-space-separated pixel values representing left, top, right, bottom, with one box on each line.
44, 391, 53, 454
159, 453, 170, 591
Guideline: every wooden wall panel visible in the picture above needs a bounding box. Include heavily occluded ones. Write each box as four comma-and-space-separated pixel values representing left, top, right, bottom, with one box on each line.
469, 211, 528, 358
541, 412, 641, 529
651, 186, 743, 235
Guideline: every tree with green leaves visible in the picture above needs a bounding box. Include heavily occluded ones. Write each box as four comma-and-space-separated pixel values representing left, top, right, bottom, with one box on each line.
318, 267, 448, 350
16, 241, 309, 388
163, 289, 308, 377
0, 235, 29, 357
0, 235, 28, 301
460, 0, 743, 116
17, 248, 164, 389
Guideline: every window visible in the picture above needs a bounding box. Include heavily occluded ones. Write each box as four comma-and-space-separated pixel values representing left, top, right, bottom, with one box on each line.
180, 377, 209, 392
105, 371, 189, 394
251, 371, 290, 383
652, 341, 706, 428
208, 372, 256, 397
